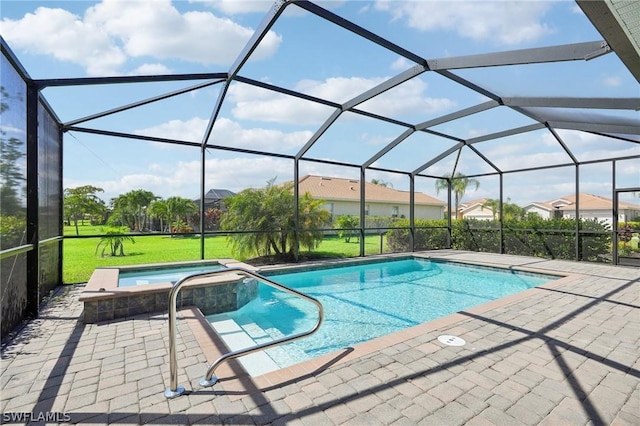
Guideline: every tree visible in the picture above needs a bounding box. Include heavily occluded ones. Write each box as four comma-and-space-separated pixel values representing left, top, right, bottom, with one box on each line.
501, 201, 527, 221
435, 172, 480, 219
165, 196, 198, 234
95, 226, 135, 257
334, 215, 360, 242
0, 86, 26, 217
221, 178, 330, 258
191, 208, 223, 232
63, 185, 106, 235
296, 192, 331, 253
480, 198, 527, 221
480, 198, 500, 220
109, 189, 158, 231
148, 199, 170, 232
371, 178, 393, 188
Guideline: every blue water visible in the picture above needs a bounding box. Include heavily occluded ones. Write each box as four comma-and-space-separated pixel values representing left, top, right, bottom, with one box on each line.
206, 258, 554, 370
118, 263, 224, 287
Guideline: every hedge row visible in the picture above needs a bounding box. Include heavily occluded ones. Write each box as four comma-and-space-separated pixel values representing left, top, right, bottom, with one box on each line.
386, 217, 611, 261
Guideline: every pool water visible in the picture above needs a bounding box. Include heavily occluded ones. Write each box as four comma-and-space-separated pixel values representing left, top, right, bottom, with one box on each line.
118, 263, 224, 287
206, 258, 554, 375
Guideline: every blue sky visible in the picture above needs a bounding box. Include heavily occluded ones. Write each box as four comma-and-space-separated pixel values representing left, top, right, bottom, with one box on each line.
1, 0, 638, 206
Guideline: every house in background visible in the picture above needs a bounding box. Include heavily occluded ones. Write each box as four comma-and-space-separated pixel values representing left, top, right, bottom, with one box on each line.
296, 175, 445, 220
455, 198, 495, 220
193, 189, 236, 211
524, 193, 640, 225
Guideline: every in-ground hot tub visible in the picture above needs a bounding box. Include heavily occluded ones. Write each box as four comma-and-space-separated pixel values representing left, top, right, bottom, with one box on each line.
79, 259, 259, 323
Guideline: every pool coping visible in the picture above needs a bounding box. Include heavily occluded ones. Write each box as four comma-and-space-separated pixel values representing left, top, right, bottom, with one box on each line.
78, 259, 259, 323
182, 253, 582, 399
79, 258, 257, 302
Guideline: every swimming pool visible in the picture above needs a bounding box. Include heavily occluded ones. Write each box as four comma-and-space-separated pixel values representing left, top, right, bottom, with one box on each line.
206, 258, 556, 376
118, 263, 226, 287
80, 259, 256, 323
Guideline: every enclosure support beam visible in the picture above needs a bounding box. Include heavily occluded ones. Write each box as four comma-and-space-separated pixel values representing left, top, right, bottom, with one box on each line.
26, 83, 39, 318
427, 41, 609, 70
612, 162, 618, 265
502, 97, 640, 110
575, 166, 580, 261
499, 174, 504, 255
447, 179, 453, 248
548, 120, 640, 135
200, 146, 206, 260
409, 175, 415, 253
294, 160, 300, 262
359, 168, 366, 258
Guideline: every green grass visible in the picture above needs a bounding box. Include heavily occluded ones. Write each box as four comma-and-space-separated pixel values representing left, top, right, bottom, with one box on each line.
63, 228, 389, 283
64, 222, 104, 236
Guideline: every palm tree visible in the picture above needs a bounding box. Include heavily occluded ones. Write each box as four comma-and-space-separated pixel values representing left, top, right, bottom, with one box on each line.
148, 199, 170, 232
221, 178, 330, 258
110, 189, 157, 231
435, 172, 480, 219
480, 197, 527, 221
371, 178, 393, 188
165, 196, 198, 234
480, 198, 500, 220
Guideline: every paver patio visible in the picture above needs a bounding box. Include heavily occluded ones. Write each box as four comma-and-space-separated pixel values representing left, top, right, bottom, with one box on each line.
1, 251, 638, 425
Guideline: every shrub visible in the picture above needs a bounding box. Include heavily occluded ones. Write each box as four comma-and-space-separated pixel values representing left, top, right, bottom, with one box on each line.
95, 226, 135, 257
334, 215, 360, 242
386, 217, 611, 261
386, 218, 449, 251
0, 215, 26, 250
171, 219, 193, 235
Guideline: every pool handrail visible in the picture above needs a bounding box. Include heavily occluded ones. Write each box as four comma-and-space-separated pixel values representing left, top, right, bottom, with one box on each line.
164, 266, 324, 398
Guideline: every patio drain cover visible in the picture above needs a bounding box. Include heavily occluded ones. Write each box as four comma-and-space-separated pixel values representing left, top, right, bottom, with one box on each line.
438, 335, 466, 346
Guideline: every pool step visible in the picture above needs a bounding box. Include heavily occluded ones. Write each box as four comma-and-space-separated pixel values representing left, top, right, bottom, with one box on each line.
208, 314, 309, 376
208, 315, 280, 376
235, 314, 309, 368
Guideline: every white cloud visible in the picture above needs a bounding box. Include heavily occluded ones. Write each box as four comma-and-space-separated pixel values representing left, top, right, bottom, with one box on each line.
0, 7, 127, 75
298, 76, 385, 103
65, 155, 294, 201
85, 0, 281, 64
374, 1, 554, 45
390, 57, 414, 71
603, 75, 622, 87
357, 78, 457, 117
190, 0, 273, 15
228, 84, 335, 125
134, 116, 313, 152
135, 117, 209, 143
229, 76, 456, 124
209, 118, 313, 151
130, 63, 173, 75
0, 0, 281, 76
191, 0, 345, 16
359, 132, 394, 147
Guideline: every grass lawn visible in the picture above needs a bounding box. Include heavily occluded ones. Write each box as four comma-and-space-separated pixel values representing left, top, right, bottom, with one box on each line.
63, 227, 389, 283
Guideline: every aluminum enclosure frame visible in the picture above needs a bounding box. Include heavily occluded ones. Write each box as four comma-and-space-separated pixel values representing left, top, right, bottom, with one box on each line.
2, 0, 639, 282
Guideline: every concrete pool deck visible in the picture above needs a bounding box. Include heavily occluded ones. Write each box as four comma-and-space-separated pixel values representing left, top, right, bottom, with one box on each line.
1, 251, 638, 425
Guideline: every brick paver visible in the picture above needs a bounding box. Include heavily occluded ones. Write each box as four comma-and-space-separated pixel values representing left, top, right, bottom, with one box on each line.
1, 251, 638, 424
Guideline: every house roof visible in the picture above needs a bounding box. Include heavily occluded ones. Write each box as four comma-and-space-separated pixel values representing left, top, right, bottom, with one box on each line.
524, 201, 557, 212
296, 175, 445, 206
204, 189, 235, 200
193, 189, 236, 203
458, 198, 489, 212
527, 193, 640, 211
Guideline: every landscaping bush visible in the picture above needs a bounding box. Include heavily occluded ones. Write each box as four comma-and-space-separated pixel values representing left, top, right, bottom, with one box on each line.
386, 216, 611, 260
386, 218, 449, 251
0, 215, 25, 250
452, 219, 501, 253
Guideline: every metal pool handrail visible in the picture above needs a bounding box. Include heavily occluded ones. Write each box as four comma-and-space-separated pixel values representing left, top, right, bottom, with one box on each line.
164, 267, 324, 398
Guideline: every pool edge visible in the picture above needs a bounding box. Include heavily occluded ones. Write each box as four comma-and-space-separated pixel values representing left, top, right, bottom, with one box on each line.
185, 254, 582, 399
